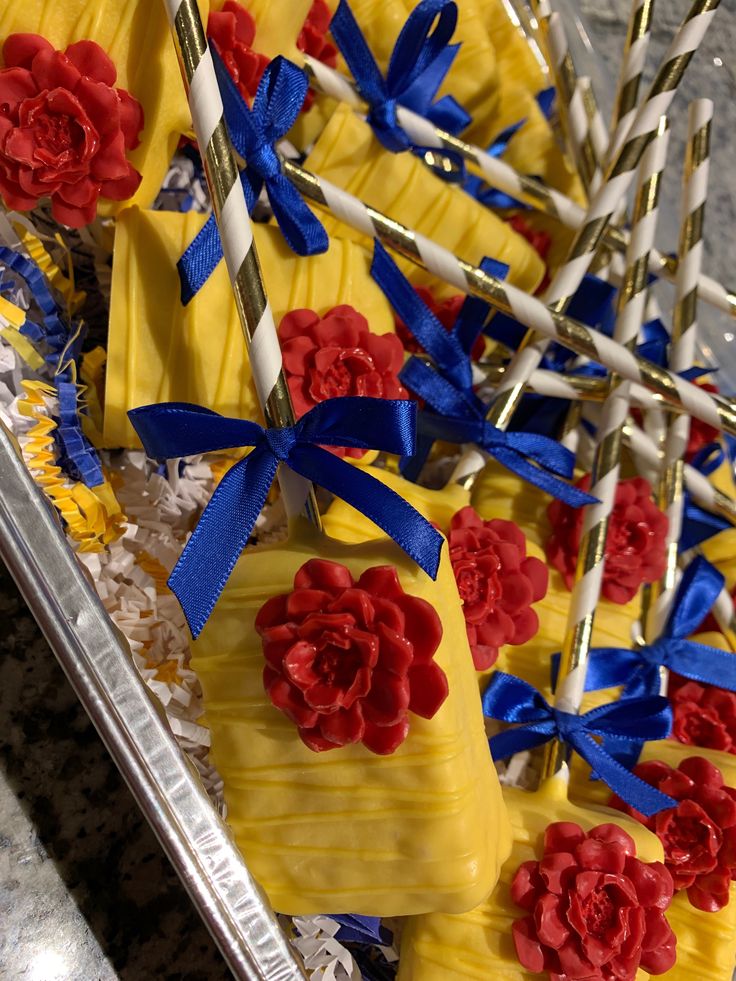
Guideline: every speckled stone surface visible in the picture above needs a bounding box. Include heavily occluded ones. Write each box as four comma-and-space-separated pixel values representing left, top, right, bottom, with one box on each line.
2, 4, 736, 981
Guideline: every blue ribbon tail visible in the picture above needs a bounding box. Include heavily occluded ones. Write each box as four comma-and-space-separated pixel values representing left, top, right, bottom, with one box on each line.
168, 447, 278, 637
288, 443, 443, 579
178, 213, 223, 305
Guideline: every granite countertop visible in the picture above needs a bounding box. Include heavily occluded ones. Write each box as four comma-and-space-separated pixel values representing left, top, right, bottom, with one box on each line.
2, 3, 736, 980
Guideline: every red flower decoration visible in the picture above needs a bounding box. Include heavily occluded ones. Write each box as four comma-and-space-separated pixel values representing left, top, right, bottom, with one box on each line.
447, 507, 548, 670
255, 559, 448, 754
511, 821, 676, 980
0, 34, 143, 227
296, 0, 338, 112
669, 674, 736, 755
686, 380, 720, 461
546, 475, 668, 604
207, 1, 269, 105
609, 756, 736, 912
392, 285, 486, 358
278, 305, 409, 458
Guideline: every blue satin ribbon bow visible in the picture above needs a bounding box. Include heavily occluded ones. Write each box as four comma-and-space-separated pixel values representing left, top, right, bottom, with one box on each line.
369, 241, 595, 507
128, 397, 443, 637
330, 0, 470, 155
482, 672, 676, 816
550, 556, 735, 769
567, 556, 735, 700
178, 53, 328, 303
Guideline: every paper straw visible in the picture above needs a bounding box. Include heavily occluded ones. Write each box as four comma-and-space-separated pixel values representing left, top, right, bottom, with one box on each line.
482, 0, 720, 437
647, 99, 712, 644
283, 158, 736, 437
545, 119, 670, 744
545, 12, 601, 193
609, 0, 657, 163
302, 53, 736, 320
162, 0, 321, 528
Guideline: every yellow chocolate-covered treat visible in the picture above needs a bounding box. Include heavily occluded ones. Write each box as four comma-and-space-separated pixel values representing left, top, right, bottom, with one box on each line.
398, 772, 665, 980
103, 208, 397, 448
325, 461, 641, 694
569, 736, 736, 981
479, 0, 547, 98
191, 520, 511, 915
303, 103, 545, 299
240, 0, 312, 62
0, 0, 208, 213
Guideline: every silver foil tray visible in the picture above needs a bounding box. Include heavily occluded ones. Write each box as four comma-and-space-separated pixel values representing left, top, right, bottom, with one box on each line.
0, 420, 306, 981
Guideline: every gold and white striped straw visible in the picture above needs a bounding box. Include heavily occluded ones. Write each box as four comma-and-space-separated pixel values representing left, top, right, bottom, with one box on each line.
647, 99, 713, 645
545, 120, 670, 757
283, 157, 736, 437
302, 53, 736, 319
483, 0, 721, 434
609, 0, 657, 163
161, 0, 321, 528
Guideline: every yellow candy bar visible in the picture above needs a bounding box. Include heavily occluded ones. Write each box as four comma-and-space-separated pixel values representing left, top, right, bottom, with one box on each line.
398, 773, 665, 980
243, 0, 312, 62
0, 0, 208, 213
568, 738, 736, 981
479, 0, 547, 98
303, 103, 546, 298
103, 207, 396, 448
190, 519, 510, 914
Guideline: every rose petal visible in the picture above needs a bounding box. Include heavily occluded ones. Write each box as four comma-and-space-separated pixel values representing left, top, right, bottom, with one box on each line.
362, 716, 409, 754
294, 559, 354, 591
3, 34, 53, 70
0, 66, 38, 112
31, 48, 81, 91
407, 661, 448, 719
319, 701, 365, 746
362, 668, 410, 726
64, 39, 117, 86
512, 917, 546, 973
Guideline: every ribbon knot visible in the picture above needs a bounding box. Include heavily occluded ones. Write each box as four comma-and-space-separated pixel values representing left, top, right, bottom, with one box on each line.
331, 0, 470, 155
177, 53, 328, 303
265, 426, 298, 458
128, 397, 443, 637
482, 672, 676, 816
551, 556, 736, 768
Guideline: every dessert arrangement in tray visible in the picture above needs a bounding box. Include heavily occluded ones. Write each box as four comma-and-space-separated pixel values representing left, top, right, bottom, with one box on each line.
3, 0, 736, 977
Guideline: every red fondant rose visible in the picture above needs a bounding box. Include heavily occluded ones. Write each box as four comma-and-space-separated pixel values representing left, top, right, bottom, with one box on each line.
0, 34, 143, 227
546, 475, 668, 603
256, 559, 448, 754
511, 821, 676, 980
609, 756, 736, 912
447, 507, 548, 670
296, 0, 338, 112
207, 1, 269, 104
278, 305, 409, 458
670, 675, 736, 754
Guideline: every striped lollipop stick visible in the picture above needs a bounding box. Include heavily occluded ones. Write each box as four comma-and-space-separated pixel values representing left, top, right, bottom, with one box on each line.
161, 0, 321, 529
647, 100, 713, 646
282, 158, 736, 437
544, 119, 670, 765
608, 0, 657, 164
301, 55, 736, 320
545, 12, 604, 194
483, 0, 721, 433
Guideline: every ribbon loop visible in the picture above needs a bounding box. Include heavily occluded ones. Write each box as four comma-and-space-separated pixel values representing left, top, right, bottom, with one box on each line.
128, 397, 443, 636
178, 53, 328, 303
331, 0, 469, 154
482, 672, 676, 817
